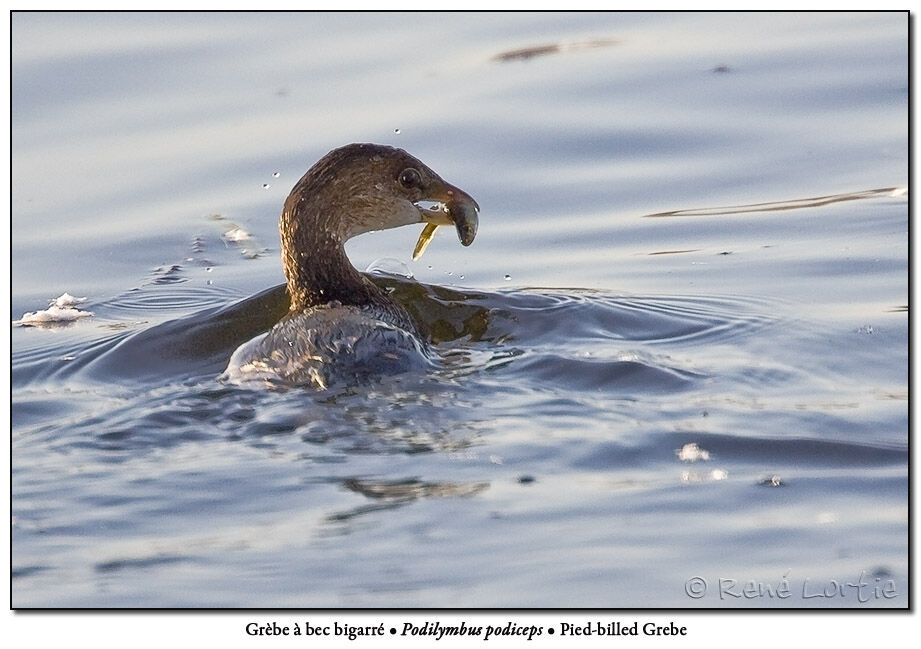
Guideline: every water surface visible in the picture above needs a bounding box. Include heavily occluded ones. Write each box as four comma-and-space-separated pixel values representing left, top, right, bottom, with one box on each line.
11, 11, 907, 608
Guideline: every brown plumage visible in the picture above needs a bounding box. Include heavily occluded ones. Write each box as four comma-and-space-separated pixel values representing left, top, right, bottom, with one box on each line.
281, 143, 477, 315
222, 143, 479, 388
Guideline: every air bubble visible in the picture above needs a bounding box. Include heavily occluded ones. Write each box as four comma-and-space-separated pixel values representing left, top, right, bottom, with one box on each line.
262, 183, 270, 189
272, 172, 280, 178
504, 274, 511, 281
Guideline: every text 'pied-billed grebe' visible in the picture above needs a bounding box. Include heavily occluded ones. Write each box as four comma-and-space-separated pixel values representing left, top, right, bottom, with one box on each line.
221, 143, 479, 389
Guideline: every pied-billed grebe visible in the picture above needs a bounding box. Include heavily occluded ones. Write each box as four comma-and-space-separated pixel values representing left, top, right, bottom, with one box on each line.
221, 143, 479, 388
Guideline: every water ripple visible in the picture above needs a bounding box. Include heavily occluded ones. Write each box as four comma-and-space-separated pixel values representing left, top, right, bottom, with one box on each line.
644, 187, 905, 218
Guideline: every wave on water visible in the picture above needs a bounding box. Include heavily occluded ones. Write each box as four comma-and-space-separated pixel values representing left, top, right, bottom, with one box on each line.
643, 187, 906, 218
13, 268, 779, 387
10, 267, 789, 460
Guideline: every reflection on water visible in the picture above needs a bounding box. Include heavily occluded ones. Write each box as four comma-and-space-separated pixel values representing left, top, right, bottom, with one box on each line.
491, 38, 619, 62
11, 11, 906, 608
329, 479, 490, 524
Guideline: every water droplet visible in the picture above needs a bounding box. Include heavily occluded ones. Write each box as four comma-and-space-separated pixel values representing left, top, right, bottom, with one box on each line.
272, 172, 280, 178
426, 265, 433, 270
262, 183, 270, 189
394, 128, 401, 134
459, 274, 464, 279
504, 274, 511, 281
759, 474, 784, 487
365, 257, 413, 279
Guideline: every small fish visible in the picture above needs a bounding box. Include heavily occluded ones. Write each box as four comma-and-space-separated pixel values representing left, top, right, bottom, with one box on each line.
412, 223, 439, 260
412, 195, 478, 260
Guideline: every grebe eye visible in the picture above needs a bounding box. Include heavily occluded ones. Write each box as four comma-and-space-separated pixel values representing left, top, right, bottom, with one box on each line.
399, 168, 423, 189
